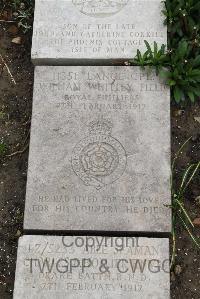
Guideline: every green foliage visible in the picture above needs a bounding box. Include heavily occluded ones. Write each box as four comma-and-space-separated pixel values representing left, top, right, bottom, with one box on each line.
0, 141, 7, 156
132, 41, 168, 72
1, 0, 34, 33
132, 40, 200, 103
163, 0, 200, 46
17, 6, 33, 33
131, 0, 200, 104
10, 0, 22, 10
0, 111, 6, 120
1, 0, 34, 11
170, 137, 200, 267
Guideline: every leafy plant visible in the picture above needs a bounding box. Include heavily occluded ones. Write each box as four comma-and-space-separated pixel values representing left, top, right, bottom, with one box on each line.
130, 0, 200, 104
131, 40, 200, 103
132, 41, 168, 73
0, 0, 34, 33
170, 137, 200, 267
163, 0, 200, 47
17, 7, 33, 33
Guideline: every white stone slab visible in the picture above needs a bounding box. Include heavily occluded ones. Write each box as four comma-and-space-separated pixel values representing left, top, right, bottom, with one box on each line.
31, 0, 167, 65
13, 235, 170, 298
24, 66, 171, 232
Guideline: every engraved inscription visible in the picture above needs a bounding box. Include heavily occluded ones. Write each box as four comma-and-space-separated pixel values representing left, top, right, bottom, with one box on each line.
72, 120, 127, 189
72, 0, 129, 18
24, 67, 170, 232
14, 237, 170, 299
32, 0, 167, 61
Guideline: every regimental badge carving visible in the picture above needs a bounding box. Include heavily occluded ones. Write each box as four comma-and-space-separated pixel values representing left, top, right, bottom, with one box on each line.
72, 0, 129, 18
72, 120, 127, 189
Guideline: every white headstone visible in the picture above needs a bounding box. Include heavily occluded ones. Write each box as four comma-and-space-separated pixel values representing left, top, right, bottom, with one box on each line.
24, 66, 171, 233
31, 0, 167, 65
13, 235, 170, 298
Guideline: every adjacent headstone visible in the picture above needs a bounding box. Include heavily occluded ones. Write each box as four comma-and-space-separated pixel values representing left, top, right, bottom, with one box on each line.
24, 66, 171, 233
13, 235, 170, 298
31, 0, 167, 65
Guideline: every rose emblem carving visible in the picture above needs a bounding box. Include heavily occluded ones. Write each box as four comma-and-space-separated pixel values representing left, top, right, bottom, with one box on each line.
71, 120, 126, 189
81, 142, 119, 177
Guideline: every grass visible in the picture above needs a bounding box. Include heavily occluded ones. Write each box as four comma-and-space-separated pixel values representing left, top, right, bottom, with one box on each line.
170, 137, 200, 267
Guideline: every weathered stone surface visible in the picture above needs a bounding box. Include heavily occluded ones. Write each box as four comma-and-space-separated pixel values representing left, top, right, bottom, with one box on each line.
24, 66, 171, 232
13, 235, 170, 298
31, 0, 167, 65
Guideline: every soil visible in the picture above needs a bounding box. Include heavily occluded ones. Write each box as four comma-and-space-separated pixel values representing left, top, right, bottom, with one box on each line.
0, 23, 200, 299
